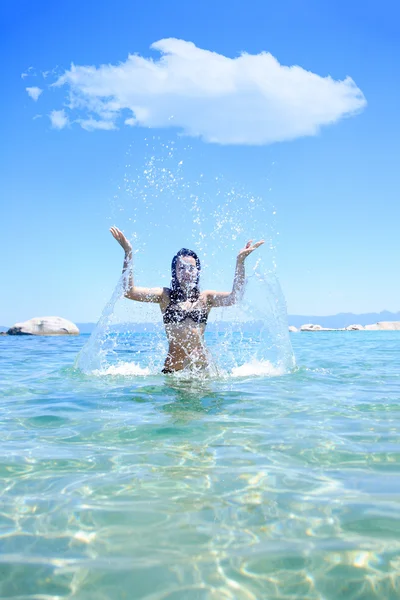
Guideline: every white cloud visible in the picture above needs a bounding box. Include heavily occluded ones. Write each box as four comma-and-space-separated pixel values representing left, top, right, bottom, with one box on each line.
50, 38, 366, 145
78, 118, 117, 131
21, 67, 35, 79
49, 109, 69, 129
26, 86, 43, 101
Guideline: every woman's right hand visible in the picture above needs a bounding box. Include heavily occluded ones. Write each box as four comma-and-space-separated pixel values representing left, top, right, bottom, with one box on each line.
110, 226, 132, 254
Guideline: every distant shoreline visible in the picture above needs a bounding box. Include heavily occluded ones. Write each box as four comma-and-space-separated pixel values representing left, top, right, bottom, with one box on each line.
55, 310, 400, 333
1, 311, 399, 335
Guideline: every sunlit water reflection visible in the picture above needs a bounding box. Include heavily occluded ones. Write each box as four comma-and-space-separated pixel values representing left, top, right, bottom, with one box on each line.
1, 332, 400, 599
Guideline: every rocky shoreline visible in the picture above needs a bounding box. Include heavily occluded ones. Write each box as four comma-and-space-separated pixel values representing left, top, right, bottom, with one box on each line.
2, 316, 400, 336
289, 321, 400, 332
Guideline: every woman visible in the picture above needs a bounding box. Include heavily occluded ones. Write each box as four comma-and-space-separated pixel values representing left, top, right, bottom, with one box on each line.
110, 227, 264, 373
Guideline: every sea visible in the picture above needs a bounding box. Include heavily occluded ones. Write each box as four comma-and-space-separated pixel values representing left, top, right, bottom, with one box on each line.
1, 331, 399, 599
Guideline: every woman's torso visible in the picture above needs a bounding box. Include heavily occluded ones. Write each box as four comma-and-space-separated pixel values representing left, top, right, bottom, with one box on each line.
160, 290, 210, 371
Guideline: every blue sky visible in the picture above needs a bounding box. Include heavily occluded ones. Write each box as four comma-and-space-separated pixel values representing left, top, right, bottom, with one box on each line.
1, 0, 400, 326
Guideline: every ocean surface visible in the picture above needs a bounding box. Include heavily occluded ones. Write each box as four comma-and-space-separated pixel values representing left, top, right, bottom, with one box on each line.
1, 331, 399, 599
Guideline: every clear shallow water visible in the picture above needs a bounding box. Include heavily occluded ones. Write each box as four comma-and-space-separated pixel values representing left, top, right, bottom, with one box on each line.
1, 332, 399, 599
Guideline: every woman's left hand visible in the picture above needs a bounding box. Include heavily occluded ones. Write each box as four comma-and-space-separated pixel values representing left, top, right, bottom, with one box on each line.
237, 239, 265, 261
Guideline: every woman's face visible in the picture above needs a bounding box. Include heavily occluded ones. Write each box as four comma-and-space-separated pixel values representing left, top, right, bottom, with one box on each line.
176, 256, 198, 286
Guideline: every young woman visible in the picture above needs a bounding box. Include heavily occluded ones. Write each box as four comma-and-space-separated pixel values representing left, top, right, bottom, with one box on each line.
110, 227, 264, 373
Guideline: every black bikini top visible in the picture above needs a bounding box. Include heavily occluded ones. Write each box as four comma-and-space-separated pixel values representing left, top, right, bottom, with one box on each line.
163, 302, 208, 325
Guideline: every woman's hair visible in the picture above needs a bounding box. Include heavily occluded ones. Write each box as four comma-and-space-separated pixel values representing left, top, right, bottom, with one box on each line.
170, 248, 201, 303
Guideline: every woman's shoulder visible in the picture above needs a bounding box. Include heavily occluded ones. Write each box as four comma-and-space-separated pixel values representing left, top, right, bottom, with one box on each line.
159, 287, 171, 308
199, 290, 213, 306
199, 290, 215, 300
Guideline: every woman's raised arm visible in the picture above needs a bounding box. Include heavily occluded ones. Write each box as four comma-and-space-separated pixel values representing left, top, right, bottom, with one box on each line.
110, 227, 165, 303
205, 239, 264, 308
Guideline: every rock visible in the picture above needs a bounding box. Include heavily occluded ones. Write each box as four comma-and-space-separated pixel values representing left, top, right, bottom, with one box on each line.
288, 326, 298, 332
300, 324, 342, 331
346, 324, 364, 330
300, 323, 323, 331
7, 317, 79, 336
364, 321, 400, 331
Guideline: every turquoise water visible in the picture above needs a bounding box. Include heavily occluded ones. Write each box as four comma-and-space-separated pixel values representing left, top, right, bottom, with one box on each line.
1, 332, 399, 599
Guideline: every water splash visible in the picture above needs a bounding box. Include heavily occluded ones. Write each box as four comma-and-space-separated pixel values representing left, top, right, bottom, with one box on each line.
74, 277, 124, 372
93, 362, 151, 377
231, 360, 286, 377
76, 137, 295, 377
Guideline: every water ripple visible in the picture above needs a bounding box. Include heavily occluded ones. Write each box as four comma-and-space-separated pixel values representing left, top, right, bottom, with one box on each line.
0, 333, 399, 598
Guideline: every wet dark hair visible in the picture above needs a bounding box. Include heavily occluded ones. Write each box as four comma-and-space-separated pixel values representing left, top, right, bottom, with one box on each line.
170, 248, 201, 303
